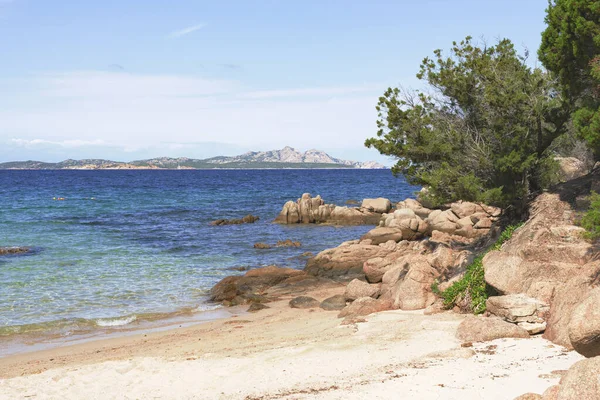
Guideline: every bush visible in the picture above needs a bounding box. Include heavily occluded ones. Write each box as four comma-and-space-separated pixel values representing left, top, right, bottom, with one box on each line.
433, 223, 523, 314
580, 191, 600, 240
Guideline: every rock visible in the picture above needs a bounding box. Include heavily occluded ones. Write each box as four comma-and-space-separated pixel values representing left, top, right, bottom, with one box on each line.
484, 193, 595, 304
542, 386, 559, 400
338, 297, 392, 319
247, 303, 269, 312
344, 279, 380, 301
362, 241, 415, 283
386, 259, 438, 310
320, 295, 347, 311
276, 239, 301, 247
360, 227, 407, 245
396, 198, 432, 219
305, 240, 399, 280
518, 322, 547, 335
555, 156, 589, 182
416, 187, 436, 209
513, 394, 542, 400
210, 215, 260, 226
568, 287, 600, 357
367, 209, 429, 243
0, 246, 30, 255
253, 242, 272, 249
361, 198, 392, 214
486, 294, 549, 324
274, 193, 381, 225
544, 261, 600, 348
210, 266, 305, 305
554, 357, 600, 399
289, 296, 320, 309
456, 316, 530, 342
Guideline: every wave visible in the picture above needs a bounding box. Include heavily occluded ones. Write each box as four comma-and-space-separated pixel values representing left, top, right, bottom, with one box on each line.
0, 305, 220, 339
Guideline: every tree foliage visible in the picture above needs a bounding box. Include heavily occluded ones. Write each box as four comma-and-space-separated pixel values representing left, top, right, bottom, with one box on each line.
366, 37, 568, 208
539, 0, 600, 156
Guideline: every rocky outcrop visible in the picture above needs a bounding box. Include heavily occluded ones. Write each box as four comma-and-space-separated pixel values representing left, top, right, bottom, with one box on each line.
568, 288, 600, 358
456, 316, 530, 342
426, 201, 500, 239
305, 239, 400, 280
210, 215, 259, 226
274, 193, 383, 225
486, 294, 549, 334
363, 208, 429, 243
555, 156, 590, 182
208, 266, 342, 306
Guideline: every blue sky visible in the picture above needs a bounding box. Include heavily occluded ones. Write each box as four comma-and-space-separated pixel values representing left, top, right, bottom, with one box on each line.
0, 0, 549, 163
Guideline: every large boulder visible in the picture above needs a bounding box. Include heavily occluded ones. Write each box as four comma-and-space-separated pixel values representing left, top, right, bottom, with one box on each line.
555, 156, 589, 182
274, 193, 381, 225
320, 295, 347, 311
543, 261, 600, 348
305, 239, 399, 280
456, 316, 530, 342
554, 357, 600, 399
385, 259, 439, 310
344, 279, 380, 301
486, 294, 549, 324
361, 198, 392, 214
568, 288, 600, 357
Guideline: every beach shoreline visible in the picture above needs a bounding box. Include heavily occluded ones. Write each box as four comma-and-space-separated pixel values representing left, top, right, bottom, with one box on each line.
0, 284, 584, 399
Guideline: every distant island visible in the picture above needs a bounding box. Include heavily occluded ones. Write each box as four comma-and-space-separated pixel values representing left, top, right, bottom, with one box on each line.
0, 147, 386, 170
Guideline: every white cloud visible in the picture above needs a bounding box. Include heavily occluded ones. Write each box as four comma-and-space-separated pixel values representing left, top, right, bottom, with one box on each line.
167, 23, 205, 38
0, 71, 385, 161
10, 138, 107, 148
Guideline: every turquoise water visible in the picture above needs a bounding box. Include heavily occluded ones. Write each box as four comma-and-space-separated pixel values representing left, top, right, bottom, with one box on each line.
0, 169, 415, 340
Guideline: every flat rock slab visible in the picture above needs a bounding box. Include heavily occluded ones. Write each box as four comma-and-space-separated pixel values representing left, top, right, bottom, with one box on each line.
456, 316, 530, 342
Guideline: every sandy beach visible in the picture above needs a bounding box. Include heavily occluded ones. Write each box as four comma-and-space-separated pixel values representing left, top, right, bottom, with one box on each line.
0, 285, 583, 400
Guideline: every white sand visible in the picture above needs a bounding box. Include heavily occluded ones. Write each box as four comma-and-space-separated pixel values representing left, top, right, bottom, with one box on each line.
0, 305, 583, 400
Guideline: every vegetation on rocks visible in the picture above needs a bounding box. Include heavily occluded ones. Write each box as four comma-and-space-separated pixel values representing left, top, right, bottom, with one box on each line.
433, 223, 523, 314
580, 191, 600, 240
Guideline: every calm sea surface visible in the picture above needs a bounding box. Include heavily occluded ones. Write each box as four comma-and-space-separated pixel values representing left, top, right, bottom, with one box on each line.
0, 169, 415, 344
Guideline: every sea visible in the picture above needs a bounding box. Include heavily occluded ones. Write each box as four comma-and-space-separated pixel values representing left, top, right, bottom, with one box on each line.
0, 169, 416, 354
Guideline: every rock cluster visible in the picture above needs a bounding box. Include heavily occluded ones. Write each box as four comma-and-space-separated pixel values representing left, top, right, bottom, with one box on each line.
273, 193, 383, 225
486, 294, 549, 334
210, 215, 260, 226
359, 199, 500, 245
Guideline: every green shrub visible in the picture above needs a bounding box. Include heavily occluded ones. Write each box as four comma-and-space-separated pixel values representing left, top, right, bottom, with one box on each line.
433, 223, 523, 314
581, 191, 600, 240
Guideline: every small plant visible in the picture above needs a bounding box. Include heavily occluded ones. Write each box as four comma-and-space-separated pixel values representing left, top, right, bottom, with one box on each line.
434, 223, 523, 314
580, 191, 600, 240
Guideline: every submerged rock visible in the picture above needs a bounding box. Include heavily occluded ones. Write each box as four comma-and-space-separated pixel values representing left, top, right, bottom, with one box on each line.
253, 242, 272, 249
210, 215, 260, 226
0, 247, 30, 255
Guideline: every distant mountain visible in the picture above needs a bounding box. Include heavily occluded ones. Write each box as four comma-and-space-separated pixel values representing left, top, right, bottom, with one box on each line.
0, 147, 387, 170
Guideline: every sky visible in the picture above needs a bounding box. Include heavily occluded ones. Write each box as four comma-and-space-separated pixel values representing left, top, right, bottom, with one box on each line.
0, 0, 550, 163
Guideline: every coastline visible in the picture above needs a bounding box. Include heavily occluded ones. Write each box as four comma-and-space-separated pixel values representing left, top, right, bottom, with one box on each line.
0, 283, 582, 399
